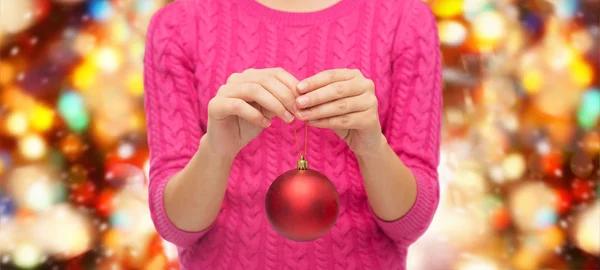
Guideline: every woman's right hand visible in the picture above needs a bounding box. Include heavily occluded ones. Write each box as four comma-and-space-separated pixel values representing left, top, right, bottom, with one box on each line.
205, 68, 299, 159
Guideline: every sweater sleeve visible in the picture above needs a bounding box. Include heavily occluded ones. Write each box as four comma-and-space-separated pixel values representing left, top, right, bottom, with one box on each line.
144, 2, 211, 248
371, 0, 442, 245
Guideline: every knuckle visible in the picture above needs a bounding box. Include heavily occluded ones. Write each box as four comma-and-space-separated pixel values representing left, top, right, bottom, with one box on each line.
207, 97, 218, 111
227, 73, 240, 83
335, 83, 346, 97
339, 114, 350, 127
285, 94, 296, 105
238, 84, 253, 97
364, 78, 375, 90
230, 99, 244, 113
248, 83, 261, 92
216, 85, 227, 96
327, 70, 338, 81
351, 68, 360, 75
337, 99, 348, 110
370, 95, 379, 108
259, 74, 272, 84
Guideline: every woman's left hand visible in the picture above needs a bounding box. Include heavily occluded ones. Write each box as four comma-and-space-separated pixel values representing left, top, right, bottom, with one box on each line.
294, 69, 385, 157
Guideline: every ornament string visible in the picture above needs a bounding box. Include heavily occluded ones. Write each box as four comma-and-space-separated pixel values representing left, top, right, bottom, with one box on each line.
293, 120, 309, 170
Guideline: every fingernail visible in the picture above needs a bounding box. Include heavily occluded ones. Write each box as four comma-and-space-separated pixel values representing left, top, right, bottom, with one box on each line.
263, 118, 271, 127
297, 82, 308, 93
284, 111, 294, 122
292, 103, 297, 113
296, 96, 308, 107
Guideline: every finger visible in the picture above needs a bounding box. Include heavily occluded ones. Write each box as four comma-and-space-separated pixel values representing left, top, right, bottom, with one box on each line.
295, 79, 363, 109
248, 73, 297, 115
249, 102, 277, 120
297, 69, 359, 94
237, 69, 298, 113
306, 110, 373, 130
265, 67, 300, 97
295, 94, 374, 121
208, 97, 271, 128
223, 83, 294, 123
244, 68, 299, 97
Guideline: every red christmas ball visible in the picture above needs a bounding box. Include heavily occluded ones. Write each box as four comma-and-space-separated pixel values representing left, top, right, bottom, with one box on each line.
265, 166, 339, 242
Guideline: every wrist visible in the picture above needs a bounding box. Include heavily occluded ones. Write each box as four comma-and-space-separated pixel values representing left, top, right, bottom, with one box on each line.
199, 134, 237, 164
355, 133, 388, 160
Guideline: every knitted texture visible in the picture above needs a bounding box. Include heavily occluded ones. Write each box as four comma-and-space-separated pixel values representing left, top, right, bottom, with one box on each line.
143, 0, 441, 269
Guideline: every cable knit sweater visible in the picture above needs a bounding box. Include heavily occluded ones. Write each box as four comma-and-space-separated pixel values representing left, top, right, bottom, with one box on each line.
143, 0, 441, 269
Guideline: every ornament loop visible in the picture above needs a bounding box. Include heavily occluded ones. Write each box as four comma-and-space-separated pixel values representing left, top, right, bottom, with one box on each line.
297, 155, 308, 170
293, 120, 309, 160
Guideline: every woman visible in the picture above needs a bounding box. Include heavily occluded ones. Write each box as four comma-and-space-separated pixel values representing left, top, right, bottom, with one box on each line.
143, 0, 441, 268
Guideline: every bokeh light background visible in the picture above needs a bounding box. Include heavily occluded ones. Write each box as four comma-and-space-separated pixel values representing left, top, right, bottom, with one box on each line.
0, 0, 598, 269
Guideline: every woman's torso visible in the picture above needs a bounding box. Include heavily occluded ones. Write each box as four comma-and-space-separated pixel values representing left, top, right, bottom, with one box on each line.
175, 0, 408, 268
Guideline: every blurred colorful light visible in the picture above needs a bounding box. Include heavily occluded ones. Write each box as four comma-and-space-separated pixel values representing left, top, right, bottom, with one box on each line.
117, 143, 135, 159
12, 243, 41, 269
18, 134, 46, 159
472, 10, 505, 51
88, 0, 113, 21
456, 256, 499, 270
463, 0, 492, 22
58, 91, 90, 132
432, 0, 463, 18
0, 196, 15, 217
5, 111, 29, 136
582, 131, 600, 154
110, 210, 130, 229
573, 201, 600, 255
108, 18, 131, 44
538, 226, 565, 251
555, 0, 578, 19
502, 153, 526, 181
25, 181, 54, 212
521, 69, 543, 93
512, 247, 540, 270
570, 150, 594, 178
571, 178, 596, 203
29, 105, 54, 132
0, 152, 11, 174
72, 62, 98, 90
0, 0, 36, 33
0, 62, 15, 84
7, 166, 62, 212
438, 20, 467, 46
126, 71, 144, 96
570, 58, 594, 88
577, 89, 600, 129
510, 182, 557, 231
31, 204, 94, 259
92, 47, 122, 73
534, 207, 557, 229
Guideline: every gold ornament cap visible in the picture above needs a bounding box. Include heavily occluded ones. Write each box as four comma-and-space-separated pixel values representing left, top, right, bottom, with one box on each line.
297, 155, 308, 170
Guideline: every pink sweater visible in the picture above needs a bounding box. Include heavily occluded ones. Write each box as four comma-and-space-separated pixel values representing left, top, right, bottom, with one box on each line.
143, 0, 441, 269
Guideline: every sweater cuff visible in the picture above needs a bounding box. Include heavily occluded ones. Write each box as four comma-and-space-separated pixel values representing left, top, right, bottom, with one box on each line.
149, 169, 212, 248
370, 169, 438, 244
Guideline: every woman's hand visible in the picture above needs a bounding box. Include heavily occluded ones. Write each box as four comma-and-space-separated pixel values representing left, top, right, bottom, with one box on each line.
293, 69, 384, 157
206, 68, 298, 159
